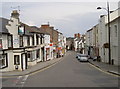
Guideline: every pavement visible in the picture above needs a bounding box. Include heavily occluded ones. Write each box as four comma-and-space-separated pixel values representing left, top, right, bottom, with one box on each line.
88, 59, 120, 76
1, 57, 63, 77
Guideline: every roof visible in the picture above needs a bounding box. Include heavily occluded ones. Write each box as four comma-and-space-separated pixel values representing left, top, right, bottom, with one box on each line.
30, 26, 45, 34
0, 17, 9, 34
0, 17, 50, 35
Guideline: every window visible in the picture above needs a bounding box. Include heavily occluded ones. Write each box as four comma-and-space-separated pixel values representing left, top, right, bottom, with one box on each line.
40, 36, 42, 44
0, 39, 2, 50
27, 36, 30, 46
27, 52, 32, 62
20, 36, 23, 47
36, 49, 40, 59
27, 52, 31, 58
114, 25, 117, 37
8, 35, 13, 48
0, 54, 8, 69
31, 51, 36, 61
32, 36, 34, 46
14, 55, 20, 65
36, 34, 39, 45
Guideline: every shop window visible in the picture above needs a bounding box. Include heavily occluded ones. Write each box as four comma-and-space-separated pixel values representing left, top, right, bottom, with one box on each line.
14, 55, 20, 65
27, 52, 31, 58
31, 51, 36, 61
0, 54, 8, 69
27, 52, 33, 62
36, 49, 40, 58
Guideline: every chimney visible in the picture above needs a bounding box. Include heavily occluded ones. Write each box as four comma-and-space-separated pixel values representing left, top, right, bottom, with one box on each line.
74, 34, 77, 38
50, 26, 54, 30
78, 33, 80, 38
11, 10, 19, 19
41, 24, 50, 28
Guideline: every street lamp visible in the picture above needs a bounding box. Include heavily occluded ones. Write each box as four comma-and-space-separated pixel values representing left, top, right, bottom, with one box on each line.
97, 2, 111, 64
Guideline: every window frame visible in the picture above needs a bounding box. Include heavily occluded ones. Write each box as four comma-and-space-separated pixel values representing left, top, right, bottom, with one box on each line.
0, 53, 8, 69
19, 36, 23, 47
114, 25, 117, 37
14, 55, 20, 65
27, 36, 30, 46
8, 34, 13, 49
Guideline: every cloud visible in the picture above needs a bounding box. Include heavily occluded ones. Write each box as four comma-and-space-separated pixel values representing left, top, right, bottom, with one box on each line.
1, 0, 120, 2
1, 2, 119, 37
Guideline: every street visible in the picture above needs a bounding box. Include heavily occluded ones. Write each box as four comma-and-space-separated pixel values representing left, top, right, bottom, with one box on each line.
2, 51, 118, 87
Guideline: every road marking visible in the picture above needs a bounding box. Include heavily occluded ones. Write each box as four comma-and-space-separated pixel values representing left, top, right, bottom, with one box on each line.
1, 55, 65, 78
29, 57, 64, 76
17, 76, 22, 79
89, 63, 120, 77
14, 75, 29, 87
1, 52, 72, 78
20, 75, 29, 87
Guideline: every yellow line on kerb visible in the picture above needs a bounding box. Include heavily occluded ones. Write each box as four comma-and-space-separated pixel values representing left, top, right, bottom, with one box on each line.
89, 63, 120, 77
1, 58, 64, 78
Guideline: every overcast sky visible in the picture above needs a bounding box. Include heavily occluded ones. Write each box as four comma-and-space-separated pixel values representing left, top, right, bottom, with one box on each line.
1, 0, 119, 37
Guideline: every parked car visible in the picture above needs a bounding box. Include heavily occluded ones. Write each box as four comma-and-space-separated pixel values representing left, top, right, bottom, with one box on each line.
93, 57, 97, 61
76, 53, 81, 58
92, 56, 101, 62
76, 54, 88, 62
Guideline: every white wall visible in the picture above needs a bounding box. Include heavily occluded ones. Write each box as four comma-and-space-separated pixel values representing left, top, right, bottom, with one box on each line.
44, 34, 50, 44
6, 18, 20, 48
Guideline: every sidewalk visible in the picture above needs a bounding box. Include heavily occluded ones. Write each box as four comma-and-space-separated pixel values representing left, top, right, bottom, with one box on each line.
1, 57, 62, 77
89, 59, 120, 76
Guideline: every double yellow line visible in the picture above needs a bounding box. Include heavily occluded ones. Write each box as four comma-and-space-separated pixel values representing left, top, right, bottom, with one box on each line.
89, 63, 120, 77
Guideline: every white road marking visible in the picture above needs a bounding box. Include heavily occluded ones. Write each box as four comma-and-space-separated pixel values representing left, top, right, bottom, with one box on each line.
17, 76, 22, 79
13, 75, 29, 87
20, 75, 29, 87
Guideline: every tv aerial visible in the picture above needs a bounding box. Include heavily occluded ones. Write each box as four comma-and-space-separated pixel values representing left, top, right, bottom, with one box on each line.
11, 6, 20, 13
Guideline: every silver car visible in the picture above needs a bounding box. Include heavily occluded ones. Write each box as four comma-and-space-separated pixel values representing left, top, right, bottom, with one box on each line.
77, 54, 88, 62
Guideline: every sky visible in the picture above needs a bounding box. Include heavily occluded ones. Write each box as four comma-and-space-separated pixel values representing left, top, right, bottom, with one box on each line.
0, 0, 119, 37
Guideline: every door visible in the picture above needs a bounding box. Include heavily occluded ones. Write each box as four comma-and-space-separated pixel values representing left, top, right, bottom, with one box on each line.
14, 55, 20, 70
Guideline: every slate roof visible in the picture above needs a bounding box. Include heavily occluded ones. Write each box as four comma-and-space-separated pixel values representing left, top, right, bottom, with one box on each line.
0, 17, 9, 34
0, 17, 49, 36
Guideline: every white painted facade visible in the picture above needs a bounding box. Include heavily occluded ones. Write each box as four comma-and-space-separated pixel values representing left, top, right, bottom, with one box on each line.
98, 8, 119, 65
58, 33, 66, 56
44, 34, 53, 61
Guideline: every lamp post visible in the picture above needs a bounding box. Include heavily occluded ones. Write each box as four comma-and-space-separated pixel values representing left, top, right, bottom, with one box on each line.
97, 2, 111, 64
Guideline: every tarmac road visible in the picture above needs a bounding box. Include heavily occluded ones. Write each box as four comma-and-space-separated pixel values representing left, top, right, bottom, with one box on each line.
2, 51, 119, 87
